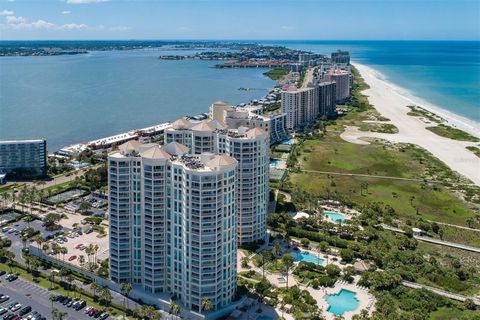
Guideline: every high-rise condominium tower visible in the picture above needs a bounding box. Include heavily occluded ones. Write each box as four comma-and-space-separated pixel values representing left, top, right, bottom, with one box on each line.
164, 120, 269, 245
109, 141, 237, 311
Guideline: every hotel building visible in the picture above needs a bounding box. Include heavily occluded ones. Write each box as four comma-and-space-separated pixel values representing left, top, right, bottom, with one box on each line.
164, 120, 269, 245
0, 139, 47, 180
109, 140, 237, 311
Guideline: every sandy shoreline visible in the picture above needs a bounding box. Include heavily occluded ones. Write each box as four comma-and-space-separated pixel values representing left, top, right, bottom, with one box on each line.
351, 62, 480, 186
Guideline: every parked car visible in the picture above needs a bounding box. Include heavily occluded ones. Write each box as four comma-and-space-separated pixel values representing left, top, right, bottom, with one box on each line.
9, 303, 21, 312
0, 294, 9, 303
68, 255, 77, 261
6, 275, 18, 282
98, 312, 109, 320
0, 271, 6, 276
0, 309, 7, 316
18, 306, 31, 316
75, 244, 83, 249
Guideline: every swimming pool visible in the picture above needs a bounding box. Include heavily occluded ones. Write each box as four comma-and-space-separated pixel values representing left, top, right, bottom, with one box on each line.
294, 251, 325, 265
270, 160, 281, 167
324, 211, 347, 223
280, 138, 293, 145
325, 289, 360, 316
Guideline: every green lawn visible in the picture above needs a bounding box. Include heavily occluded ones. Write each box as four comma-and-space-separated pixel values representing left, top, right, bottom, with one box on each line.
429, 307, 480, 320
427, 124, 480, 142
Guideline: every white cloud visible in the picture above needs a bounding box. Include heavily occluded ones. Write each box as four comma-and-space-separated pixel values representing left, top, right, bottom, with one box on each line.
109, 26, 132, 31
281, 25, 295, 31
7, 0, 16, 2
1, 14, 88, 30
61, 10, 71, 15
0, 9, 14, 16
66, 0, 109, 4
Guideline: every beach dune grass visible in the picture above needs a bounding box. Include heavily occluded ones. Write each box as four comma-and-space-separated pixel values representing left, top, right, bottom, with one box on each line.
426, 124, 480, 142
290, 136, 477, 225
466, 146, 480, 158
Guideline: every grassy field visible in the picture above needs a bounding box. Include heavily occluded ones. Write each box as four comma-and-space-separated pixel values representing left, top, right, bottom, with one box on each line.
358, 122, 398, 134
263, 67, 289, 81
432, 224, 480, 248
429, 307, 480, 320
426, 124, 480, 142
290, 132, 477, 225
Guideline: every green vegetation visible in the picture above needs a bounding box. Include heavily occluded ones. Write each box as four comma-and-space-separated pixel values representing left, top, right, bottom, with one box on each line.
263, 67, 289, 81
359, 122, 399, 134
466, 146, 480, 158
426, 124, 480, 142
407, 105, 442, 124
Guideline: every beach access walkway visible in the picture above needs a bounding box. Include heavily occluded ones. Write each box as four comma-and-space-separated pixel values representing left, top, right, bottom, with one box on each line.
402, 281, 480, 306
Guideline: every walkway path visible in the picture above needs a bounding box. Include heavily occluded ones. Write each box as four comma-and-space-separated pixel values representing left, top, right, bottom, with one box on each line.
381, 224, 480, 253
426, 220, 480, 233
301, 169, 477, 186
402, 281, 480, 306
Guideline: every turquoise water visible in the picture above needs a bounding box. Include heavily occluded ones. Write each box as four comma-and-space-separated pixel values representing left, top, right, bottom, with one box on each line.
325, 289, 360, 316
270, 160, 281, 167
294, 251, 325, 265
280, 138, 293, 145
266, 41, 480, 123
324, 211, 347, 223
0, 49, 274, 151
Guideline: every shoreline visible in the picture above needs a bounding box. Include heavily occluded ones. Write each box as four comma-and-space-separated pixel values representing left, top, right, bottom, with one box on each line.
352, 62, 480, 186
352, 62, 480, 138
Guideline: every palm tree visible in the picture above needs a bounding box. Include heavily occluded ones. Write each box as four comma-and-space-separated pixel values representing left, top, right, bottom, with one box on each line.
100, 287, 113, 307
273, 241, 282, 257
52, 308, 67, 320
35, 235, 44, 251
260, 250, 272, 278
201, 298, 213, 314
49, 294, 56, 316
5, 251, 15, 273
60, 247, 68, 265
78, 255, 86, 268
93, 244, 99, 264
169, 302, 180, 319
120, 282, 133, 318
281, 254, 294, 289
42, 243, 50, 255
91, 282, 101, 300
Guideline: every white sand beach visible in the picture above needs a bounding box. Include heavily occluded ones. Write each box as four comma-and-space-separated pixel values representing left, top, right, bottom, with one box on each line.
350, 63, 480, 186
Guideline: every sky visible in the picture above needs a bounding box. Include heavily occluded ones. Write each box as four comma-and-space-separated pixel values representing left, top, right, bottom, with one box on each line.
0, 0, 479, 40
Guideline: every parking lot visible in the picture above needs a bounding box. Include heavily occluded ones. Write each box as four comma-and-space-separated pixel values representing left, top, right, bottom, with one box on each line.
0, 276, 93, 320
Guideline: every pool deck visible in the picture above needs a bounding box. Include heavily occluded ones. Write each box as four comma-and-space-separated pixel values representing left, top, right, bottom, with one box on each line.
307, 278, 375, 320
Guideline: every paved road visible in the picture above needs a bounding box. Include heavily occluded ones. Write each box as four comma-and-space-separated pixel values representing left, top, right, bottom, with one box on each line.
301, 169, 478, 186
402, 281, 480, 306
425, 220, 480, 233
381, 224, 480, 253
0, 277, 93, 320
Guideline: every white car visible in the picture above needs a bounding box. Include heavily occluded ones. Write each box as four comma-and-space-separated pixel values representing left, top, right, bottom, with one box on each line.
0, 308, 7, 315
84, 306, 93, 314
10, 303, 22, 311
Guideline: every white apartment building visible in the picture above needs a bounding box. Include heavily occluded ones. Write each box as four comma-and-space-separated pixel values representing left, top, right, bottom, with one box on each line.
109, 140, 237, 311
210, 102, 288, 144
280, 85, 319, 130
164, 119, 269, 245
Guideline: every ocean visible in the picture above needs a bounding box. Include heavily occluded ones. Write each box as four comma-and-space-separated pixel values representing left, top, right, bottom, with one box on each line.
266, 40, 480, 123
1, 41, 479, 151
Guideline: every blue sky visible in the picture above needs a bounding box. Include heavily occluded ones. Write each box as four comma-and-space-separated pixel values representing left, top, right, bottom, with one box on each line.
0, 0, 479, 40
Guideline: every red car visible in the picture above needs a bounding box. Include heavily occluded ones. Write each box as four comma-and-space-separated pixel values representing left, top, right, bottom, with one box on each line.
68, 255, 77, 261
75, 244, 84, 249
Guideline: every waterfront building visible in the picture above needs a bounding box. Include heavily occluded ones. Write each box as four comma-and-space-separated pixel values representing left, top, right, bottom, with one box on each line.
0, 139, 47, 179
164, 120, 269, 245
317, 81, 337, 117
280, 85, 319, 130
109, 141, 237, 311
331, 50, 350, 64
211, 104, 288, 144
324, 69, 351, 102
